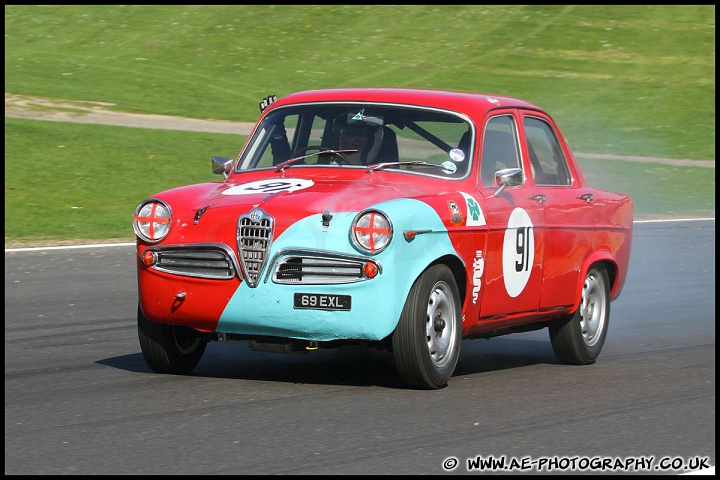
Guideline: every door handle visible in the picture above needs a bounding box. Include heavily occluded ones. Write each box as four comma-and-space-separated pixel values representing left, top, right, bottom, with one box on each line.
530, 194, 546, 204
578, 193, 594, 204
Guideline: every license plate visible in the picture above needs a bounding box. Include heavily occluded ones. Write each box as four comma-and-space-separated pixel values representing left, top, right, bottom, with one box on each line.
293, 293, 351, 311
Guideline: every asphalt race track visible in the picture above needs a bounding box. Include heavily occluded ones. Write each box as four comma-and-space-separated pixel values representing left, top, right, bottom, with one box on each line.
4, 219, 715, 475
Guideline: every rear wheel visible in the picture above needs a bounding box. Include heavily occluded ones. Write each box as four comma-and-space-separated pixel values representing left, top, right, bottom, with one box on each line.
137, 305, 208, 374
549, 266, 610, 365
392, 265, 462, 389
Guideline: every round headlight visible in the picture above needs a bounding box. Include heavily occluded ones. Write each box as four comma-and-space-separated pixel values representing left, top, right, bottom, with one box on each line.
133, 199, 172, 243
351, 210, 393, 254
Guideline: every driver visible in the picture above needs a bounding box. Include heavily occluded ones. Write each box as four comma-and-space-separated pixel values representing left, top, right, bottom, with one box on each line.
334, 123, 384, 165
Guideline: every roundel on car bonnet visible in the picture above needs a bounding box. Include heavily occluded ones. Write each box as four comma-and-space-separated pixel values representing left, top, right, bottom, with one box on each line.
222, 178, 315, 196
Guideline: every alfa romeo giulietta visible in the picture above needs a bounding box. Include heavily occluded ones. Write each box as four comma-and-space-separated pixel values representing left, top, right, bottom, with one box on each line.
133, 88, 633, 389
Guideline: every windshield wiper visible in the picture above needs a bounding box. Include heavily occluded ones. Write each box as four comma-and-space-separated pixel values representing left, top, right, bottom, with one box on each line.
366, 161, 455, 174
275, 149, 358, 172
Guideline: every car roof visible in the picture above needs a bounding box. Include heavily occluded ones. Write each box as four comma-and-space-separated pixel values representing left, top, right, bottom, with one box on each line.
268, 88, 543, 118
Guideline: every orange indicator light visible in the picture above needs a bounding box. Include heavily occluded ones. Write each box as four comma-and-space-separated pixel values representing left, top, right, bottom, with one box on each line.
363, 261, 379, 279
142, 251, 157, 266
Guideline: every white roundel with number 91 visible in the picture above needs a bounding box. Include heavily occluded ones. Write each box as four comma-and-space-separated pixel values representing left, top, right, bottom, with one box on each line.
502, 207, 535, 298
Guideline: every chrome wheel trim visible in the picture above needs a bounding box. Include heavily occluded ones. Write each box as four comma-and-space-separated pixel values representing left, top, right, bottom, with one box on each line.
580, 272, 607, 347
425, 281, 458, 368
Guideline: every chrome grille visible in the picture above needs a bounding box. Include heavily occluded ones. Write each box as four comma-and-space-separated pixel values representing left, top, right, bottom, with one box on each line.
237, 208, 274, 288
273, 255, 366, 284
149, 245, 236, 279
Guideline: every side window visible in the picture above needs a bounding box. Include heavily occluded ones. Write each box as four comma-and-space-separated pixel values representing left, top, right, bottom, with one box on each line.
523, 116, 571, 186
481, 115, 521, 187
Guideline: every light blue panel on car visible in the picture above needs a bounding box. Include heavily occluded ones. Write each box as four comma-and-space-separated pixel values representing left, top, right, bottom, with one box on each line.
217, 198, 461, 341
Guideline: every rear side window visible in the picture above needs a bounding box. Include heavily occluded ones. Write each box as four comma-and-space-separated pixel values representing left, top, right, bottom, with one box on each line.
523, 116, 571, 186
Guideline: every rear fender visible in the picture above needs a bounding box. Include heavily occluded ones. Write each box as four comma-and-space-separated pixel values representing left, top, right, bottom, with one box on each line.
571, 250, 619, 313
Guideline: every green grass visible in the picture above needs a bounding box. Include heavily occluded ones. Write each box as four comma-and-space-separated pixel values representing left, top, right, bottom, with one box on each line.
4, 5, 716, 243
4, 118, 241, 242
5, 5, 715, 159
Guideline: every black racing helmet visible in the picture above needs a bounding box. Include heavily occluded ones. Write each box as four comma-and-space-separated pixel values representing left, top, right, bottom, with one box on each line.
332, 111, 385, 164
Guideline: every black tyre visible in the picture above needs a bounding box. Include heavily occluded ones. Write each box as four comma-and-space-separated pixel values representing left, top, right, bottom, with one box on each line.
137, 305, 208, 374
392, 265, 462, 389
549, 266, 610, 365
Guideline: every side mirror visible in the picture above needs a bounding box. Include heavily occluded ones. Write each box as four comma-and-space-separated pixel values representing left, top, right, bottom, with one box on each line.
212, 156, 234, 179
490, 167, 523, 197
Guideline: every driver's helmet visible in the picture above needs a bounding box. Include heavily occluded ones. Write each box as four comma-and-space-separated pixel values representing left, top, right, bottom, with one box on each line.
332, 113, 384, 165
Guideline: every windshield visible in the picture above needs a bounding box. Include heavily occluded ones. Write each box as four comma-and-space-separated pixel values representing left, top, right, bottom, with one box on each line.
235, 103, 474, 179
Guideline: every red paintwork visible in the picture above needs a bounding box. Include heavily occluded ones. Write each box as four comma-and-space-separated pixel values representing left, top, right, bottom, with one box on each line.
136, 257, 235, 332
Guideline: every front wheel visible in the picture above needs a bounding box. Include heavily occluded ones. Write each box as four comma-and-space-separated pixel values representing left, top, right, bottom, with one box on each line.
549, 266, 610, 365
137, 305, 209, 374
392, 265, 462, 389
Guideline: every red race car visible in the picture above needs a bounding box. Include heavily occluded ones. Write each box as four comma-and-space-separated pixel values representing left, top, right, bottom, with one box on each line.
133, 88, 633, 389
